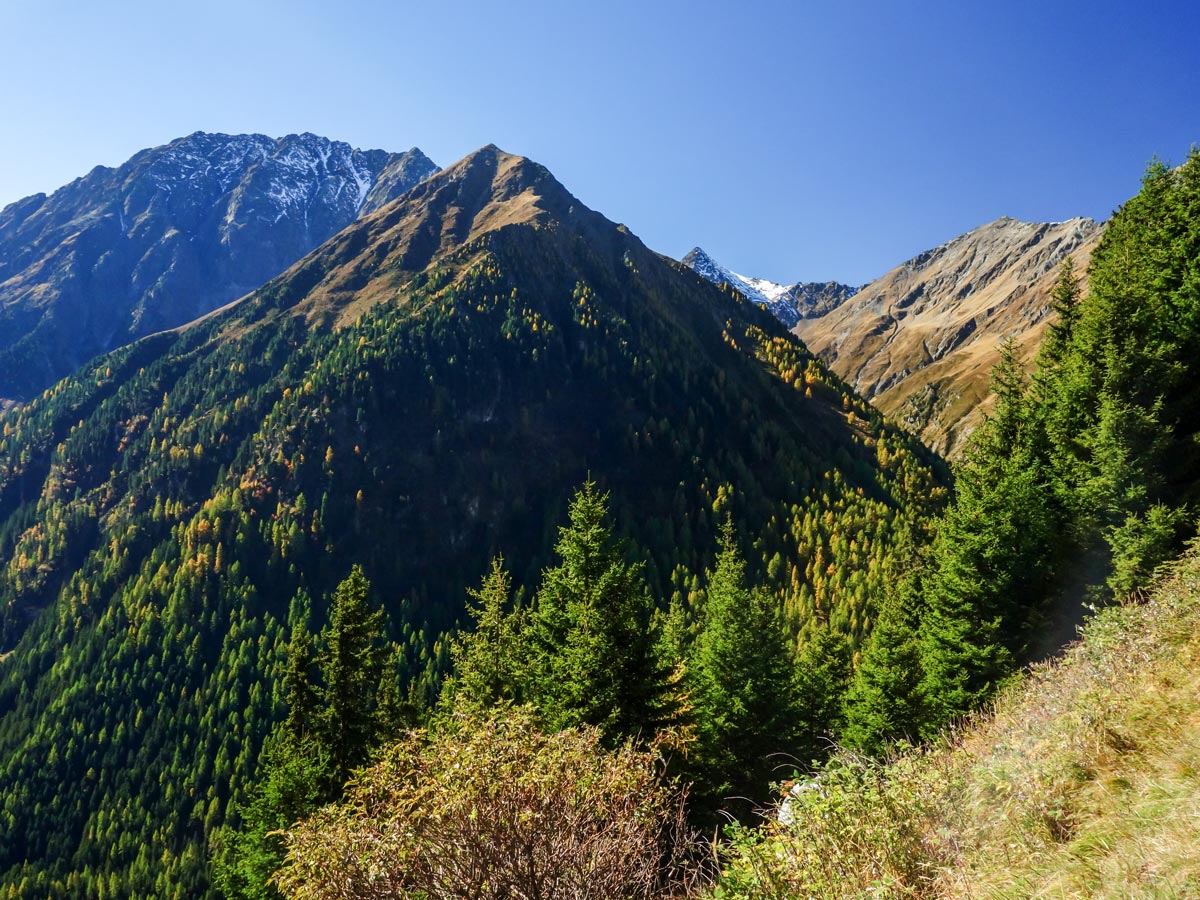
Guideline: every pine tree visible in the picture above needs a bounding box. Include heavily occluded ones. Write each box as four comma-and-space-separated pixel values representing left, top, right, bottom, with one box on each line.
842, 575, 928, 754
527, 481, 676, 744
317, 565, 388, 784
1084, 392, 1184, 596
374, 643, 417, 739
793, 625, 852, 761
1042, 256, 1082, 365
441, 557, 526, 714
918, 343, 1056, 731
280, 623, 316, 746
690, 521, 799, 805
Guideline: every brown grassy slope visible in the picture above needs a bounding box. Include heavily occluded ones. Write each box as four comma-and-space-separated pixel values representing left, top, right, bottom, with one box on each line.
716, 544, 1200, 899
188, 144, 614, 338
794, 217, 1103, 456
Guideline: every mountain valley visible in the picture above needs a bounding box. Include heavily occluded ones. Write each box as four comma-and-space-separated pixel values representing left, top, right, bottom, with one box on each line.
0, 144, 942, 898
689, 217, 1103, 455
0, 109, 1195, 900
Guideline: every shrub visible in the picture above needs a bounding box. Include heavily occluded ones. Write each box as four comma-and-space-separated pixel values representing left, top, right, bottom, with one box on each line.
273, 705, 704, 900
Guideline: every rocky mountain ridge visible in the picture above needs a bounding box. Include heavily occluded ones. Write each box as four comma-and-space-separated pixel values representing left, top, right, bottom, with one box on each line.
681, 247, 859, 327
794, 215, 1105, 454
0, 131, 437, 400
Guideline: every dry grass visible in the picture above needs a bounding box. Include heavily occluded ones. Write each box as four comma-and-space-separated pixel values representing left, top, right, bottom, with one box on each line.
715, 543, 1200, 899
794, 219, 1101, 457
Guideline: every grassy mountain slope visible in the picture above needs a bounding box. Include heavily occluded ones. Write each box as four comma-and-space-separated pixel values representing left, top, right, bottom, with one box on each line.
716, 544, 1200, 899
0, 146, 941, 899
795, 217, 1103, 455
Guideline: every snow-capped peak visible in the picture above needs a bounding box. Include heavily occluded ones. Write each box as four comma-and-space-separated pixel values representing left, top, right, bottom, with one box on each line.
733, 272, 792, 303
682, 247, 860, 328
682, 247, 801, 327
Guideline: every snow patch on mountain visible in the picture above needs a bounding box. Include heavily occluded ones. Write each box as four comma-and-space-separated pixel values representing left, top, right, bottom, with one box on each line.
735, 273, 792, 303
682, 247, 860, 329
0, 131, 441, 400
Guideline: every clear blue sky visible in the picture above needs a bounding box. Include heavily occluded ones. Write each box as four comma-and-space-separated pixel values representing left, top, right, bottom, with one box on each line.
2, 0, 1197, 284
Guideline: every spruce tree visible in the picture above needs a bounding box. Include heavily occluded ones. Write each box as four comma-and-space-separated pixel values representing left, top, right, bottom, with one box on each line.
793, 625, 852, 760
281, 622, 317, 746
442, 557, 527, 714
527, 481, 676, 744
841, 576, 928, 754
317, 565, 388, 784
918, 342, 1056, 731
1042, 256, 1082, 365
690, 521, 799, 804
375, 643, 417, 738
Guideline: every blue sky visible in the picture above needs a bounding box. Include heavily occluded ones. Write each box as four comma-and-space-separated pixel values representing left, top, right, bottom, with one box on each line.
1, 0, 1197, 284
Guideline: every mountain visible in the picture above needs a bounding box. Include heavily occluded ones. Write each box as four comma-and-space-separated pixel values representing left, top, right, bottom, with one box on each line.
681, 247, 859, 328
793, 216, 1104, 455
0, 145, 942, 899
0, 131, 437, 401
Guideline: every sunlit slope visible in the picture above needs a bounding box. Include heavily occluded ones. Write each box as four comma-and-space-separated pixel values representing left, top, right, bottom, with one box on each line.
716, 544, 1200, 898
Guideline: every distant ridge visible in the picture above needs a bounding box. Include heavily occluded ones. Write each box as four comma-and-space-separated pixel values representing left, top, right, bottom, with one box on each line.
681, 247, 859, 328
794, 216, 1104, 454
0, 132, 437, 400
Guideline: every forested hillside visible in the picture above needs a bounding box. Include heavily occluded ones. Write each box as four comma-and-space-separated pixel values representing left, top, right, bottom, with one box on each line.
0, 146, 942, 899
713, 539, 1200, 899
842, 149, 1200, 752
258, 145, 1200, 900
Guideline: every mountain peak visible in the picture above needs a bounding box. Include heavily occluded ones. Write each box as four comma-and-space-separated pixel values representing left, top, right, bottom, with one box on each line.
0, 132, 438, 400
275, 147, 613, 324
794, 215, 1106, 455
682, 246, 857, 328
438, 144, 565, 205
369, 145, 591, 249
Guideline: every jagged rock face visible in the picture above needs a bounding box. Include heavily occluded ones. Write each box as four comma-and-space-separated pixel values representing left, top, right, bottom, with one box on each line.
0, 132, 437, 400
681, 247, 858, 328
794, 216, 1105, 456
779, 280, 863, 321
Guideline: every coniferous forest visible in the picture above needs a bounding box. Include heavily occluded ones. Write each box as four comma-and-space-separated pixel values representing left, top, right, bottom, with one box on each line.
0, 135, 1197, 900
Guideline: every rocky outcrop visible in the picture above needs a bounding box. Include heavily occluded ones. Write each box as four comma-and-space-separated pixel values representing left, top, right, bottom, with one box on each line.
794, 216, 1104, 455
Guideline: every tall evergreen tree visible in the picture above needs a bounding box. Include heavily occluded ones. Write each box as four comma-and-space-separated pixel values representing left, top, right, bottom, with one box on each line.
212, 735, 331, 900
690, 521, 800, 805
441, 557, 527, 714
374, 643, 417, 739
527, 481, 676, 744
841, 573, 928, 754
317, 565, 389, 784
1043, 154, 1200, 595
793, 625, 852, 760
281, 622, 317, 746
918, 342, 1057, 731
1042, 256, 1082, 365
